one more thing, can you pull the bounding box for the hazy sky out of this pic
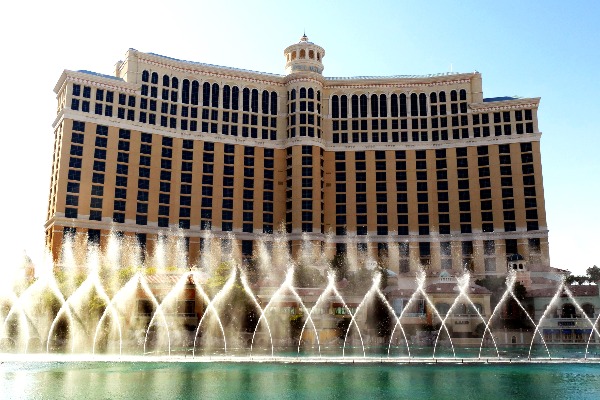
[0,0,598,274]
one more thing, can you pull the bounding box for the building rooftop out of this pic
[77,70,124,81]
[144,51,285,78]
[528,284,599,298]
[483,96,520,102]
[325,72,467,81]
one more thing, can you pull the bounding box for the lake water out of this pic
[2,360,600,399]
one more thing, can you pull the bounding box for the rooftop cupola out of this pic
[284,33,325,75]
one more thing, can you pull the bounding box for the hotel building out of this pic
[45,35,549,276]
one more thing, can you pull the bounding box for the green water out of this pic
[2,361,600,399]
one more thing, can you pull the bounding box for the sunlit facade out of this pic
[46,35,549,276]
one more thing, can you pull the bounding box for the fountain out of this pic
[1,230,599,364]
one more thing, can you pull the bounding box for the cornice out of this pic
[54,70,137,95]
[55,109,542,151]
[470,98,540,112]
[284,74,326,86]
[135,51,286,88]
[324,73,478,89]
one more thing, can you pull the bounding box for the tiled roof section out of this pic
[146,51,284,78]
[77,70,124,81]
[528,285,599,298]
[483,96,519,102]
[326,72,465,80]
[144,274,186,285]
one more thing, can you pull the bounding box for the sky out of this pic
[0,0,598,274]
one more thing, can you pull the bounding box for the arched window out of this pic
[317,90,321,101]
[331,95,339,118]
[182,80,190,104]
[450,90,457,102]
[292,51,297,60]
[340,95,348,118]
[231,86,239,110]
[163,75,170,87]
[351,95,359,118]
[202,82,211,106]
[300,49,306,58]
[436,303,450,317]
[262,90,269,114]
[380,94,387,117]
[211,83,219,107]
[459,89,467,101]
[399,94,407,116]
[439,91,446,103]
[270,92,277,115]
[251,89,258,113]
[419,93,427,116]
[290,89,296,100]
[142,70,149,82]
[191,81,199,105]
[172,77,179,89]
[223,85,231,109]
[430,92,437,104]
[300,88,307,98]
[151,72,158,85]
[582,303,595,318]
[561,303,576,318]
[371,94,379,118]
[309,50,314,59]
[391,94,398,117]
[317,53,320,61]
[359,94,367,117]
[410,93,418,116]
[308,88,314,99]
[242,88,250,111]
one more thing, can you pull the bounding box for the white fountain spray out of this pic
[192,265,237,357]
[251,267,322,357]
[528,278,566,360]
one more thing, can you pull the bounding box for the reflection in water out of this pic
[2,362,600,400]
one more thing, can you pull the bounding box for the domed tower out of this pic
[284,33,325,75]
[283,34,326,253]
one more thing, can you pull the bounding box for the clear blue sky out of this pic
[1,0,598,274]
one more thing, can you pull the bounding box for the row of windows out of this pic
[331,90,467,119]
[141,71,278,115]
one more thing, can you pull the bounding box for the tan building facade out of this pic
[45,35,549,277]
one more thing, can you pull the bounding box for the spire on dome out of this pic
[300,32,309,42]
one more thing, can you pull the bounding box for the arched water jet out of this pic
[478,272,518,359]
[586,313,600,359]
[92,272,144,354]
[250,267,321,357]
[192,265,238,357]
[46,279,92,353]
[528,279,566,360]
[1,293,32,353]
[375,289,411,359]
[297,272,366,358]
[455,275,501,359]
[238,268,274,356]
[342,273,382,357]
[395,270,456,359]
[141,271,196,355]
[387,273,430,358]
[140,275,172,355]
[559,285,600,359]
[189,271,227,357]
